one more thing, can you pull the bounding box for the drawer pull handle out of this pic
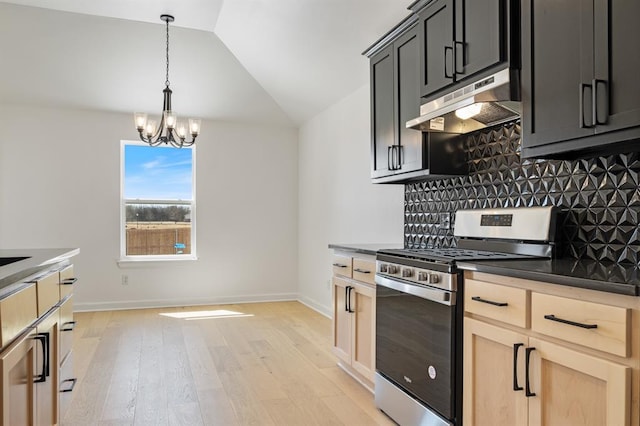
[60,378,77,393]
[543,314,598,329]
[61,278,78,286]
[513,343,523,391]
[332,263,348,268]
[61,321,77,332]
[33,334,48,383]
[353,268,371,274]
[525,347,536,397]
[471,296,508,307]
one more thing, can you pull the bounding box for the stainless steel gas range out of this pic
[374,206,557,426]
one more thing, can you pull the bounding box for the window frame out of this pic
[119,140,197,262]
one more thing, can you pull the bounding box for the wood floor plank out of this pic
[217,370,276,426]
[132,382,169,426]
[63,301,392,426]
[197,388,238,426]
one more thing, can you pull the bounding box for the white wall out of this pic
[0,105,298,311]
[297,85,404,315]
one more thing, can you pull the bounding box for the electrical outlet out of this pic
[121,275,129,285]
[439,213,451,230]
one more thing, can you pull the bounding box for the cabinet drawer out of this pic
[59,351,75,422]
[352,258,375,285]
[0,284,38,348]
[464,279,529,328]
[59,296,74,363]
[36,271,60,317]
[332,254,352,278]
[531,293,630,357]
[59,265,76,300]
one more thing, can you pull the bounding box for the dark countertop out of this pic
[329,243,640,296]
[0,248,80,299]
[458,258,640,296]
[329,243,404,256]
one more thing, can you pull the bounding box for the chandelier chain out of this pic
[165,18,170,88]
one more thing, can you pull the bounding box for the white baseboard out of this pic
[297,295,331,318]
[74,293,298,312]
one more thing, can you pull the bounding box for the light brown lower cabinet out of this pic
[463,271,638,426]
[464,318,630,425]
[34,308,59,426]
[0,261,78,426]
[332,276,376,385]
[0,328,37,426]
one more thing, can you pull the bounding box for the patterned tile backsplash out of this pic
[404,121,640,265]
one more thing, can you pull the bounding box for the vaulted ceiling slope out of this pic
[0,1,412,126]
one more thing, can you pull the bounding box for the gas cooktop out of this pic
[378,247,540,263]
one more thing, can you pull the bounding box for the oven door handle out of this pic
[375,275,455,306]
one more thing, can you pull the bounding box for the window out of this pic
[120,141,196,260]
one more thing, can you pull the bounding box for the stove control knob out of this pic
[388,265,398,274]
[417,271,429,281]
[379,264,388,273]
[429,273,440,284]
[402,268,413,278]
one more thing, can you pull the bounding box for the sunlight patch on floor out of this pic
[159,309,254,320]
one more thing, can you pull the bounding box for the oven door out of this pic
[375,274,457,421]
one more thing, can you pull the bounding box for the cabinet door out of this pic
[1,328,36,426]
[463,318,528,426]
[35,308,59,426]
[331,277,351,364]
[350,283,375,382]
[394,25,424,175]
[593,0,640,135]
[528,338,631,426]
[418,0,454,98]
[370,45,396,179]
[521,0,595,149]
[454,0,503,80]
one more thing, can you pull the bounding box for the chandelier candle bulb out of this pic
[145,120,156,138]
[164,111,177,129]
[189,119,201,137]
[134,112,148,131]
[177,123,187,139]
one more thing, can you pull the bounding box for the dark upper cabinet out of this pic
[394,26,424,175]
[521,0,640,158]
[455,0,504,78]
[366,18,466,183]
[418,0,454,98]
[370,45,395,178]
[414,0,507,100]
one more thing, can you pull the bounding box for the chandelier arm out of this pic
[156,113,168,141]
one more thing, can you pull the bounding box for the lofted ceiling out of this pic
[0,0,413,126]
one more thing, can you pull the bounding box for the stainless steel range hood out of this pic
[406,68,520,134]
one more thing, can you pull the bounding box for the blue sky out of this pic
[124,145,193,200]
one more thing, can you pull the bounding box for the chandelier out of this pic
[134,15,200,147]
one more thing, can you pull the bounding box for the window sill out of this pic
[117,255,198,268]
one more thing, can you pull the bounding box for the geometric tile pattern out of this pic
[404,121,640,265]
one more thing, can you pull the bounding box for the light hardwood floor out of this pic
[63,301,395,426]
